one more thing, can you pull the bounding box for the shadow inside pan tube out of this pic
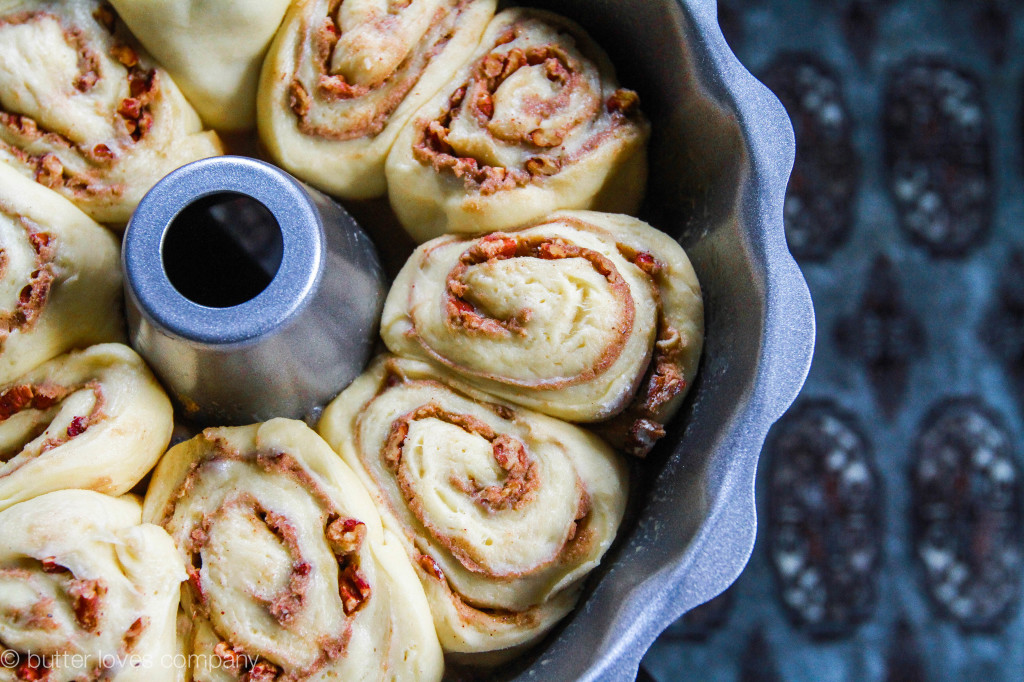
[161,192,284,309]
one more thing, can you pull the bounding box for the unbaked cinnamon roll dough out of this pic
[258,0,496,199]
[0,161,123,385]
[0,0,704,674]
[0,0,222,225]
[0,490,183,682]
[318,355,628,656]
[381,210,703,455]
[0,343,173,512]
[385,8,650,241]
[143,418,444,681]
[108,0,291,131]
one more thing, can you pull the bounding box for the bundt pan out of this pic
[123,0,811,677]
[499,0,814,679]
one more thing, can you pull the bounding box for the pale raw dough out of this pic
[0,161,123,385]
[381,210,703,455]
[142,419,444,682]
[385,8,650,241]
[0,490,184,682]
[109,0,291,131]
[258,0,496,199]
[318,355,628,656]
[0,343,173,512]
[0,0,222,225]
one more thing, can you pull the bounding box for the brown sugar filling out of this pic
[413,233,635,390]
[363,371,597,581]
[411,22,643,194]
[0,9,157,201]
[594,246,688,457]
[0,380,108,473]
[0,562,151,682]
[383,401,540,514]
[0,218,57,346]
[412,492,595,627]
[288,0,469,141]
[168,442,372,680]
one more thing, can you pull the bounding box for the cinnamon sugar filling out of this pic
[411,23,643,194]
[384,402,540,513]
[412,493,595,625]
[169,444,373,678]
[420,232,635,390]
[0,222,57,345]
[594,246,688,457]
[288,0,467,141]
[0,563,149,680]
[0,380,107,471]
[0,9,155,200]
[365,373,597,581]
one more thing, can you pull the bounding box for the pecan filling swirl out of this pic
[0,218,55,346]
[0,163,123,386]
[318,356,628,656]
[258,0,495,199]
[0,379,106,468]
[436,232,636,389]
[287,0,474,140]
[143,419,443,681]
[381,211,704,456]
[0,491,184,682]
[385,8,649,241]
[412,28,639,194]
[0,1,221,224]
[0,343,172,513]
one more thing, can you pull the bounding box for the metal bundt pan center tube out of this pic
[501,0,814,679]
[122,156,385,425]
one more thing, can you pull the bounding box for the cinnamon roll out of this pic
[0,343,173,512]
[0,0,223,225]
[0,161,122,385]
[109,0,291,131]
[385,8,649,242]
[318,355,628,656]
[381,210,703,456]
[258,0,496,199]
[0,490,183,681]
[142,419,444,681]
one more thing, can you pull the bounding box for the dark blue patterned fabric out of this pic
[643,0,1024,679]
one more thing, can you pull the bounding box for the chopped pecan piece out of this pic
[68,579,107,632]
[288,80,311,117]
[109,44,138,68]
[213,641,247,671]
[246,660,280,682]
[607,88,640,115]
[417,554,445,581]
[338,562,371,615]
[326,517,366,555]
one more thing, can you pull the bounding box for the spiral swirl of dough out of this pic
[142,419,443,682]
[0,343,173,512]
[318,355,628,656]
[385,8,649,241]
[381,210,703,455]
[0,161,122,385]
[0,0,222,224]
[0,490,183,682]
[258,0,496,199]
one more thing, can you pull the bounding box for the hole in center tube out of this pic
[162,192,284,308]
